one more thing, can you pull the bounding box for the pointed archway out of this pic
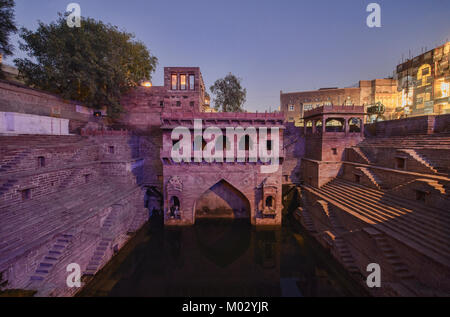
[194,179,251,220]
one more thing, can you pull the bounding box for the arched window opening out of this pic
[215,135,231,151]
[305,120,313,134]
[315,120,323,133]
[348,118,361,133]
[265,196,274,208]
[170,196,180,207]
[239,135,253,151]
[325,118,345,132]
[193,136,207,151]
[169,196,181,219]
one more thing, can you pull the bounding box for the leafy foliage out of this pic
[14,14,157,117]
[0,0,16,57]
[210,73,246,112]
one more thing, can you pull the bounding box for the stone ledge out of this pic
[0,158,145,181]
[342,161,450,182]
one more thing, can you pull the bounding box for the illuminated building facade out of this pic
[280,79,398,125]
[360,79,398,122]
[395,42,450,118]
[280,87,360,126]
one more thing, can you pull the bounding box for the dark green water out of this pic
[78,215,368,297]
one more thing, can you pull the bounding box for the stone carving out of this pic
[262,177,279,187]
[195,176,205,186]
[242,175,252,186]
[167,176,183,192]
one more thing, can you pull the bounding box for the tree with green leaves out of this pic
[0,0,17,79]
[14,13,157,117]
[0,0,16,57]
[210,73,246,112]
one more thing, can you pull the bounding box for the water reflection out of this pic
[79,217,366,297]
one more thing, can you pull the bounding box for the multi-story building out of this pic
[120,67,208,129]
[282,42,450,124]
[395,41,450,118]
[360,78,398,122]
[280,79,398,125]
[280,87,360,126]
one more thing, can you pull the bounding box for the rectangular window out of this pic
[160,101,164,107]
[180,74,186,90]
[190,101,194,107]
[416,190,426,202]
[85,174,90,183]
[189,75,195,90]
[22,189,31,201]
[176,101,181,107]
[109,146,115,154]
[332,148,337,155]
[289,105,294,111]
[38,156,45,168]
[171,74,178,90]
[395,157,405,169]
[354,174,361,183]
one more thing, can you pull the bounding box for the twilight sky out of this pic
[4,0,450,111]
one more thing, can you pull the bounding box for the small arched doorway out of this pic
[169,196,181,219]
[170,196,180,208]
[265,196,274,208]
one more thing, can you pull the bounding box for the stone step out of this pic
[322,183,450,249]
[0,184,140,268]
[88,261,101,266]
[332,180,450,224]
[327,181,450,237]
[336,179,450,221]
[303,185,450,266]
[0,182,110,220]
[0,185,122,237]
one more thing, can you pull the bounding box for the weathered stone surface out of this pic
[298,105,450,296]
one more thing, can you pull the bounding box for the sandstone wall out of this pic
[365,114,450,137]
[0,80,94,133]
[0,133,152,296]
